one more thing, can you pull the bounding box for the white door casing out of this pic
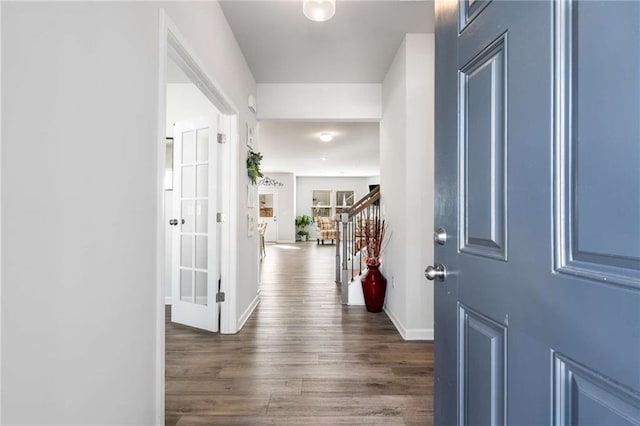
[259,190,278,242]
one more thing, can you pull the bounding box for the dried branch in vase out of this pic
[363,217,389,266]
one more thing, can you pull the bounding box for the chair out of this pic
[315,216,337,245]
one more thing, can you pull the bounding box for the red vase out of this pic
[361,261,387,313]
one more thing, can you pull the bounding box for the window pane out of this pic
[196,165,208,198]
[196,200,208,234]
[181,235,193,268]
[195,271,208,306]
[180,269,193,303]
[182,130,196,164]
[196,128,209,162]
[181,200,195,233]
[195,236,208,270]
[182,166,195,198]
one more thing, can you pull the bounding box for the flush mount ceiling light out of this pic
[319,133,333,142]
[303,0,336,22]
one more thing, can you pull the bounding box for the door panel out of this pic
[554,353,640,425]
[459,35,507,260]
[434,1,640,425]
[458,305,506,426]
[171,118,220,332]
[555,0,640,287]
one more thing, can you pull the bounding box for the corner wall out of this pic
[380,34,435,340]
[257,84,381,121]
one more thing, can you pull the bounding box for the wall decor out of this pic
[257,175,284,187]
[246,123,255,149]
[247,213,255,237]
[246,150,263,184]
[247,184,256,208]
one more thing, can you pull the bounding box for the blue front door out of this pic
[433,1,640,424]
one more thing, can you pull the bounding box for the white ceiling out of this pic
[219,0,434,84]
[258,121,380,176]
[204,2,432,177]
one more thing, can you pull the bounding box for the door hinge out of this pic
[217,133,227,144]
[216,212,225,223]
[216,292,225,303]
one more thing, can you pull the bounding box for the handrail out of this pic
[346,186,379,218]
[335,186,381,304]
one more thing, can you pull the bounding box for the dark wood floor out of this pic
[166,242,433,425]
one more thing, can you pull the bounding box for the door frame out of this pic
[156,9,240,423]
[258,187,279,242]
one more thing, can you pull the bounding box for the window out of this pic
[312,190,332,219]
[335,190,355,215]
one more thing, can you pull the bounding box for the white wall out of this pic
[166,83,218,137]
[257,84,381,121]
[366,175,380,187]
[2,2,257,424]
[380,34,434,341]
[296,176,372,241]
[259,172,295,242]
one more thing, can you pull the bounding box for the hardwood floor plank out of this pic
[166,242,433,424]
[301,377,432,396]
[266,395,430,417]
[166,378,303,396]
[175,415,417,425]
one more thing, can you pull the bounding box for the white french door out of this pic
[171,117,220,332]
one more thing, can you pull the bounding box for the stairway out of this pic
[333,186,381,305]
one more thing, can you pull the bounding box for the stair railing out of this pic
[334,186,381,304]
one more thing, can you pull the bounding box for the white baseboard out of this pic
[347,275,365,306]
[384,305,434,341]
[237,293,260,332]
[165,296,172,305]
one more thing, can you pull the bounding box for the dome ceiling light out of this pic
[303,0,336,22]
[319,133,334,142]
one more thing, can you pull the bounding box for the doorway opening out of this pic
[258,191,278,242]
[156,10,240,421]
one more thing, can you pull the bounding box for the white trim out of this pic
[155,10,167,425]
[405,328,435,341]
[165,296,172,305]
[219,116,238,334]
[236,293,260,333]
[0,2,4,420]
[157,8,240,422]
[347,275,365,306]
[384,305,434,341]
[277,240,296,244]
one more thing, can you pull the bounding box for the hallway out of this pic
[166,242,433,425]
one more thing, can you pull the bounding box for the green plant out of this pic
[246,151,263,184]
[295,215,313,239]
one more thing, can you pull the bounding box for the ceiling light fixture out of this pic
[303,0,336,22]
[319,133,333,142]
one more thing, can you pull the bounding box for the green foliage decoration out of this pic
[295,214,313,239]
[247,151,264,184]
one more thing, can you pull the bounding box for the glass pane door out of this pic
[179,127,210,306]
